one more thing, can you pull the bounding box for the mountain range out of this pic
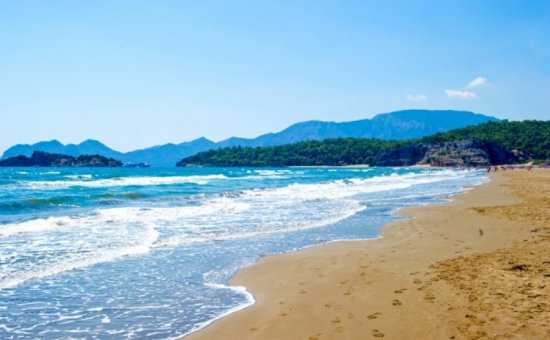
[1,110,499,166]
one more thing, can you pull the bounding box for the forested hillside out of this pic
[177,120,549,167]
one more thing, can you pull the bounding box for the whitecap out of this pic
[21,174,230,189]
[0,169,481,290]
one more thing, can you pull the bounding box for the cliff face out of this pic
[374,139,516,167]
[372,143,430,166]
[0,151,122,167]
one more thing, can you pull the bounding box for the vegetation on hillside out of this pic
[177,120,549,167]
[421,120,550,160]
[179,139,403,167]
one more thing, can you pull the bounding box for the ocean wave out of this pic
[0,228,158,289]
[0,169,479,289]
[0,218,159,289]
[64,174,93,180]
[0,216,70,236]
[155,203,365,248]
[180,284,255,339]
[20,174,230,189]
[253,169,292,176]
[2,170,467,237]
[239,169,466,202]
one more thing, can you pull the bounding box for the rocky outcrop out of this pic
[0,151,122,167]
[374,139,516,167]
[373,143,431,166]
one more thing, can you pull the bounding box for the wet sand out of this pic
[187,169,549,339]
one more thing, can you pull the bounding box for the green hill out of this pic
[420,120,550,160]
[177,120,550,167]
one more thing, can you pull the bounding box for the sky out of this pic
[0,0,549,152]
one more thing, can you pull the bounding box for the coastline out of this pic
[186,169,549,339]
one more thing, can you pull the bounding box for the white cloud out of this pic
[406,94,428,101]
[445,89,477,99]
[467,76,487,89]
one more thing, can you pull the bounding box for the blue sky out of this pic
[0,0,548,152]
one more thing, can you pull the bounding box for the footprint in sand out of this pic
[279,311,288,317]
[413,279,422,284]
[392,299,402,306]
[372,329,385,337]
[424,293,436,301]
[331,317,341,324]
[367,312,382,320]
[394,288,407,294]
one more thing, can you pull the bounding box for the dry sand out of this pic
[187,170,549,339]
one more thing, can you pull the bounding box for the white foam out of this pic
[87,307,103,312]
[0,244,153,289]
[0,198,249,237]
[254,169,291,176]
[0,216,69,236]
[0,169,480,290]
[179,284,255,339]
[0,324,15,332]
[0,218,159,289]
[156,204,365,248]
[21,174,230,189]
[40,171,61,175]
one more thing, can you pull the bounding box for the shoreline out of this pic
[183,173,491,339]
[180,170,486,338]
[186,169,549,339]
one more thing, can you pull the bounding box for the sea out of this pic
[0,166,487,339]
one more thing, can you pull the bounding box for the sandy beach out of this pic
[187,169,549,339]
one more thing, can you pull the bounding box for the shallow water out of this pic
[0,167,486,339]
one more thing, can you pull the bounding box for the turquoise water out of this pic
[0,167,486,339]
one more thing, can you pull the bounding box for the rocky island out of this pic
[0,151,123,167]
